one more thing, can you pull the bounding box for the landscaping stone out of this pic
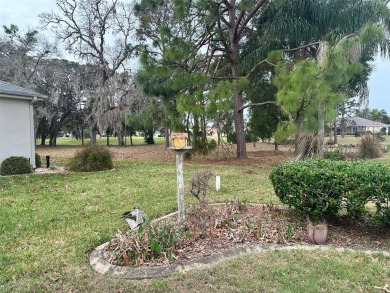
[90,242,390,280]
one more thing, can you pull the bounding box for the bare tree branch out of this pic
[246,59,276,78]
[238,101,279,113]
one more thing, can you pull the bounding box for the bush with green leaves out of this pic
[0,156,32,175]
[35,153,42,168]
[270,160,390,223]
[67,146,114,172]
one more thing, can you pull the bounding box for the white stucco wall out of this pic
[0,97,36,168]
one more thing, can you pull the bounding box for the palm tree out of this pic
[254,0,390,158]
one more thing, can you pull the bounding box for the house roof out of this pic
[0,80,47,100]
[340,116,390,128]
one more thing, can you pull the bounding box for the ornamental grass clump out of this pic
[0,156,32,176]
[67,146,114,172]
[358,133,383,159]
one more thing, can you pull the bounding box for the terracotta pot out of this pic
[308,224,328,245]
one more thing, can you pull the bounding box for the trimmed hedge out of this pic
[270,160,390,224]
[67,146,114,172]
[0,156,32,176]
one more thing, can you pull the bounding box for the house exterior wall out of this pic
[0,97,36,168]
[339,126,387,135]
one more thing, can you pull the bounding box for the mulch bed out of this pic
[104,203,390,268]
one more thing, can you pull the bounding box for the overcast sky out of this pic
[1,0,389,114]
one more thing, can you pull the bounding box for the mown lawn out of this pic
[37,136,167,146]
[1,147,390,292]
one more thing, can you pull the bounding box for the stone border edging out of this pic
[90,242,390,280]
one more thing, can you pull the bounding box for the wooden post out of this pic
[169,132,191,223]
[175,150,185,222]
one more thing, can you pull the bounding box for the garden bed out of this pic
[103,203,390,268]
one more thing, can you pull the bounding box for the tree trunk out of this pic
[165,126,169,149]
[341,113,345,138]
[88,115,97,147]
[193,114,199,151]
[316,42,328,158]
[40,135,47,146]
[117,131,124,147]
[49,133,53,146]
[90,127,96,146]
[333,118,338,144]
[33,115,39,146]
[294,116,304,155]
[227,4,247,159]
[318,104,325,158]
[231,63,247,159]
[203,114,207,145]
[216,120,221,145]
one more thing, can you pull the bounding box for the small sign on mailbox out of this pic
[171,132,188,149]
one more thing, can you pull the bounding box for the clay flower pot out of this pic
[307,222,328,245]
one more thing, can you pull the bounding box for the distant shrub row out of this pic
[270,160,390,225]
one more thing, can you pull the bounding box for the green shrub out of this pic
[194,138,217,155]
[270,160,390,222]
[323,149,358,161]
[35,153,42,168]
[359,134,383,159]
[67,146,114,172]
[0,156,32,175]
[183,151,192,160]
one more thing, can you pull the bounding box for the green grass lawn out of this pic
[1,152,390,292]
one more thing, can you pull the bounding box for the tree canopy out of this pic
[0,0,389,156]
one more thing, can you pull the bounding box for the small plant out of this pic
[67,146,114,172]
[190,170,215,205]
[323,149,358,161]
[286,223,293,240]
[0,156,32,176]
[186,204,215,234]
[35,153,42,168]
[358,133,383,159]
[106,221,184,266]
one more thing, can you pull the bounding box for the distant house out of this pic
[335,116,390,135]
[0,81,46,168]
